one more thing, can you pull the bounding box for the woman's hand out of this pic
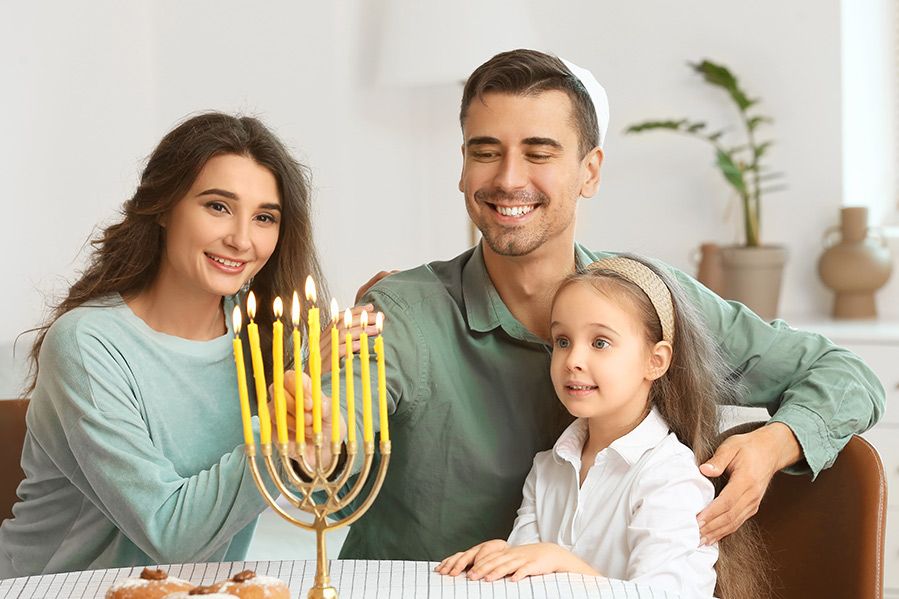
[435,540,509,577]
[318,304,379,373]
[278,369,347,464]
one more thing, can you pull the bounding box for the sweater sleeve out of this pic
[39,318,277,564]
[668,266,885,477]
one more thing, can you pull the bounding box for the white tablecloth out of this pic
[0,560,678,598]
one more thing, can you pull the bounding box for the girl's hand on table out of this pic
[435,539,509,577]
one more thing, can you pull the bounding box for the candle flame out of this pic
[344,308,352,328]
[273,296,283,319]
[305,275,317,304]
[232,306,242,334]
[376,312,384,333]
[330,298,339,323]
[291,291,300,327]
[247,291,257,321]
[361,310,369,328]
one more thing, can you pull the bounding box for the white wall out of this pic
[4,0,889,396]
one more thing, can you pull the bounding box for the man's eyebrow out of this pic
[466,136,501,147]
[522,137,563,149]
[197,188,281,211]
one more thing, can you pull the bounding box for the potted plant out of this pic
[625,60,787,319]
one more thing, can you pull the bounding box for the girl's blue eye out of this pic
[592,338,609,350]
[555,337,570,349]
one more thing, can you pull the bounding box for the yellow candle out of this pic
[375,312,390,443]
[246,292,271,445]
[344,309,356,445]
[291,291,305,447]
[272,297,287,446]
[330,299,341,444]
[231,307,254,446]
[360,310,373,443]
[306,276,322,437]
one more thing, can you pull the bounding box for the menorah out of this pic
[230,277,391,599]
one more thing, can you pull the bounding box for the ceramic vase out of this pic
[719,245,788,321]
[817,206,892,319]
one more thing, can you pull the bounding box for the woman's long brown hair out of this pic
[26,112,328,393]
[556,255,770,599]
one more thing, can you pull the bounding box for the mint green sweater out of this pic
[0,296,274,577]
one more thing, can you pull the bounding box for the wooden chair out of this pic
[0,399,29,523]
[722,422,887,599]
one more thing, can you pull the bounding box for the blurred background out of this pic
[1,0,897,559]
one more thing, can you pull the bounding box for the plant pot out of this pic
[719,245,788,320]
[817,206,892,319]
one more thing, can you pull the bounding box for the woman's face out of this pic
[159,153,281,300]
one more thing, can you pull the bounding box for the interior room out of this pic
[1,1,896,597]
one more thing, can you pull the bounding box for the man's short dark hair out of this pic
[460,49,599,157]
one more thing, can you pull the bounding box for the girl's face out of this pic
[550,282,670,428]
[158,153,281,301]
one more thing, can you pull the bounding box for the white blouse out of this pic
[507,407,719,597]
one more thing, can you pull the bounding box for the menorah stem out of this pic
[308,518,337,599]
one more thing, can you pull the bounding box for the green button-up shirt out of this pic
[323,243,884,561]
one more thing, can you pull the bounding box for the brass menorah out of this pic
[245,434,391,599]
[231,280,391,599]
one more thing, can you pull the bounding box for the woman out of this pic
[0,113,327,577]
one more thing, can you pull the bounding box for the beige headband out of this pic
[586,256,675,344]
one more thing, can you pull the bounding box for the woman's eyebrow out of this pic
[198,188,281,211]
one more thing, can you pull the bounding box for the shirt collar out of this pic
[553,406,672,467]
[460,242,599,339]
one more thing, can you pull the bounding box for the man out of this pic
[301,49,884,561]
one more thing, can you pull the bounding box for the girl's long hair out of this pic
[556,255,769,599]
[26,112,328,393]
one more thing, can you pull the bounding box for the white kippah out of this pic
[560,57,610,149]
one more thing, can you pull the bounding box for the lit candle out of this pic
[305,276,322,437]
[359,310,373,443]
[374,312,389,443]
[291,291,305,447]
[231,306,254,446]
[330,298,341,445]
[272,297,287,445]
[246,292,271,445]
[344,308,356,445]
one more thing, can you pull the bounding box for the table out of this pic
[0,560,678,598]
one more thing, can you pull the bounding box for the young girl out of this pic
[0,113,330,577]
[437,255,767,598]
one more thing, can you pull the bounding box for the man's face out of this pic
[459,90,601,257]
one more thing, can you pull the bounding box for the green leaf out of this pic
[624,119,687,134]
[687,122,707,132]
[707,130,725,142]
[753,141,774,159]
[691,59,754,111]
[747,115,772,130]
[715,149,747,194]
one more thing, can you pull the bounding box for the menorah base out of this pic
[307,585,339,599]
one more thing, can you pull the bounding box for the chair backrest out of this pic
[723,422,886,599]
[0,399,29,523]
